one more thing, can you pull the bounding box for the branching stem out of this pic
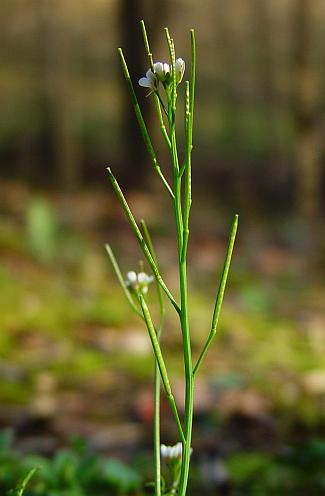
[193,214,238,376]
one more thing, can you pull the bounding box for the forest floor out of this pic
[0,180,325,493]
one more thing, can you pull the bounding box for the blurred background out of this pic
[0,0,325,494]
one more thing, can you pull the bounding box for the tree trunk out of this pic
[38,0,81,190]
[117,0,170,189]
[118,0,148,188]
[292,0,322,225]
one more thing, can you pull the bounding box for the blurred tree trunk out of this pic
[38,0,81,190]
[118,0,169,189]
[118,0,149,188]
[250,0,278,151]
[292,0,322,233]
[215,0,252,212]
[249,0,291,209]
[215,0,242,147]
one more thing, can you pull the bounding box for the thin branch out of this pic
[181,80,192,264]
[189,29,196,138]
[118,48,174,200]
[155,96,172,148]
[193,214,238,376]
[139,295,185,444]
[140,219,165,332]
[140,215,164,496]
[140,19,154,70]
[140,20,171,150]
[165,28,177,114]
[105,244,143,318]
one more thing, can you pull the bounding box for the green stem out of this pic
[170,113,183,256]
[177,28,196,496]
[156,91,168,118]
[181,81,191,263]
[155,95,171,148]
[140,219,165,330]
[169,103,192,495]
[173,163,183,255]
[153,364,161,496]
[140,20,154,70]
[170,99,193,496]
[140,295,185,444]
[164,25,194,496]
[193,214,238,376]
[165,28,177,115]
[140,219,164,496]
[105,244,143,318]
[177,261,194,496]
[189,30,196,136]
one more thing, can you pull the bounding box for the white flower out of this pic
[175,58,185,83]
[139,58,185,91]
[125,270,154,295]
[153,62,170,82]
[137,271,154,294]
[160,442,193,460]
[126,271,137,284]
[138,68,156,90]
[160,444,168,459]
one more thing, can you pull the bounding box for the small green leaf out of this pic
[10,467,37,496]
[102,458,142,492]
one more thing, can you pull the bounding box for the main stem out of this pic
[178,257,194,496]
[153,362,161,496]
[170,125,193,495]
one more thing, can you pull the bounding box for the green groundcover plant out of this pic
[6,429,325,495]
[10,468,37,496]
[3,431,142,495]
[105,21,238,496]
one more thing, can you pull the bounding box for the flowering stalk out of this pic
[107,20,238,496]
[140,218,164,496]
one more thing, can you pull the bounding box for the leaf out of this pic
[102,458,142,492]
[10,467,37,496]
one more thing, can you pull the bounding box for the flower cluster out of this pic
[160,442,193,460]
[125,271,154,295]
[139,58,185,91]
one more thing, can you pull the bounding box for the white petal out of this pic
[163,63,170,74]
[165,446,172,457]
[175,58,185,83]
[138,77,152,88]
[175,58,185,70]
[137,272,147,284]
[175,442,182,457]
[160,444,168,458]
[127,271,137,283]
[153,62,164,78]
[146,69,155,83]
